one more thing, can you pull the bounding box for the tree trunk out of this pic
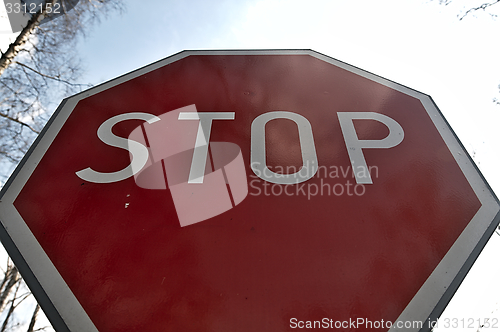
[0,0,58,77]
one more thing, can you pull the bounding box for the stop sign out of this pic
[0,50,499,332]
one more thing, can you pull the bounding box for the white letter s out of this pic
[76,112,160,183]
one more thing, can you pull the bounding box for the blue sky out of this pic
[2,0,500,329]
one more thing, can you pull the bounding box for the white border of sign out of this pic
[0,50,498,331]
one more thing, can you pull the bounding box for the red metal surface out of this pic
[14,55,480,331]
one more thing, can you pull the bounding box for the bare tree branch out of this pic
[27,304,41,332]
[0,278,21,332]
[0,298,16,332]
[432,0,500,19]
[0,111,40,134]
[0,0,123,168]
[0,264,19,312]
[13,61,92,88]
[459,0,500,19]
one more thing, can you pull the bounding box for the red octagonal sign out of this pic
[1,50,499,332]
